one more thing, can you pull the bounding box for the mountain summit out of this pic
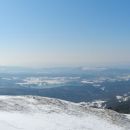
[0,96,129,130]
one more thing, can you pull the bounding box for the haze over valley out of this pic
[0,0,130,129]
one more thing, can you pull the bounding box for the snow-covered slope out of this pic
[0,96,129,130]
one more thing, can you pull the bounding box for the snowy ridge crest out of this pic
[0,96,129,130]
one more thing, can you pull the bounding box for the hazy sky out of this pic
[0,0,130,67]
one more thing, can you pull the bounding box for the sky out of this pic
[0,0,129,67]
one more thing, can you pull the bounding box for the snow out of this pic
[116,95,130,102]
[0,112,123,130]
[116,96,123,100]
[17,77,67,85]
[126,115,130,120]
[16,76,80,87]
[81,80,94,84]
[79,100,106,108]
[0,96,129,130]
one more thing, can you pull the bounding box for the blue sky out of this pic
[0,0,129,67]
